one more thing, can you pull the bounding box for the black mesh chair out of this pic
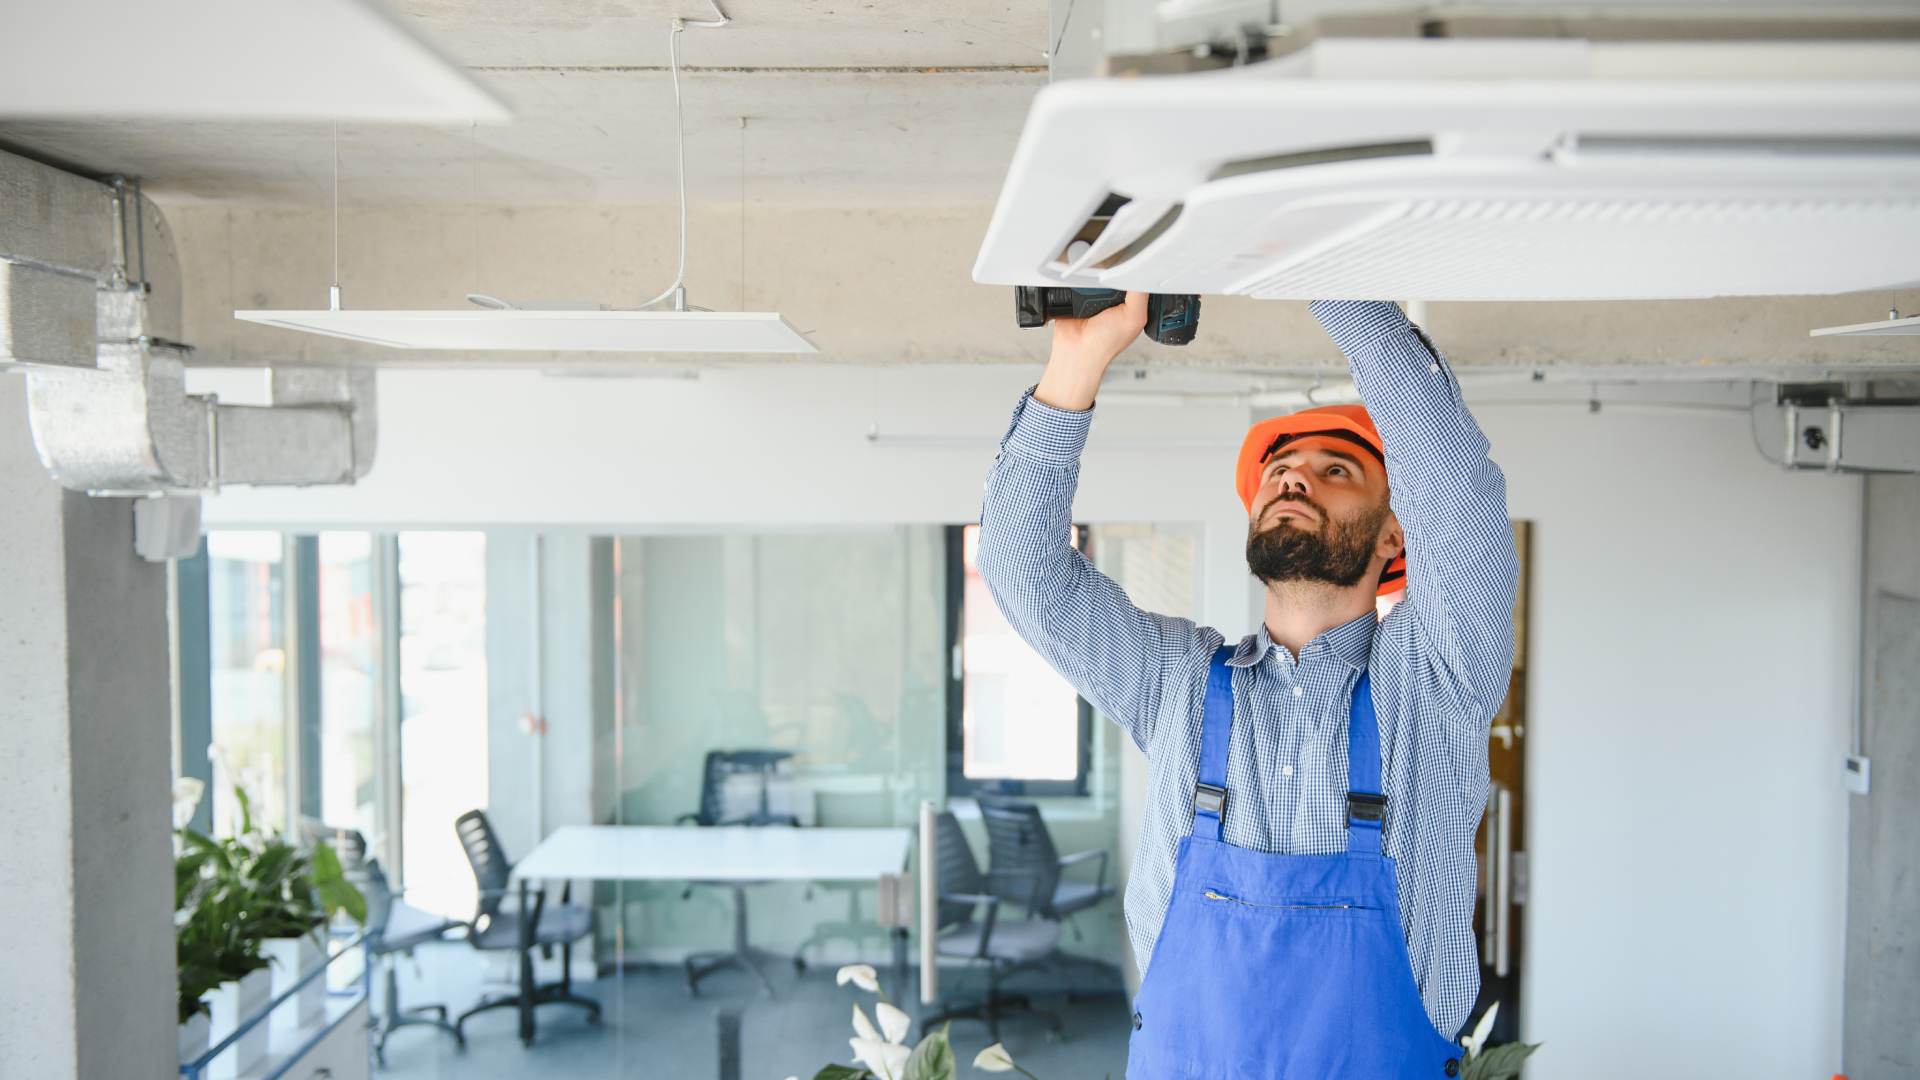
[677,749,800,996]
[676,749,801,827]
[359,858,467,1063]
[300,820,466,1063]
[451,810,600,1046]
[977,795,1115,930]
[919,811,1062,1041]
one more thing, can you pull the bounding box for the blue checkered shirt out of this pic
[976,300,1517,1041]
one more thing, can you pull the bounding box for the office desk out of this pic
[513,824,912,883]
[509,825,913,1026]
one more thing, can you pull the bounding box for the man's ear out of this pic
[1377,510,1406,562]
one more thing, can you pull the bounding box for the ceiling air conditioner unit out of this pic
[973,41,1920,300]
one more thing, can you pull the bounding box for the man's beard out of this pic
[1245,493,1389,589]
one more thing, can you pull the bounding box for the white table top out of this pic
[510,824,913,883]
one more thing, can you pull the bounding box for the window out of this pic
[317,533,378,839]
[206,532,289,836]
[946,524,1092,798]
[397,532,489,919]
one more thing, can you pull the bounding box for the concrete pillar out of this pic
[0,376,176,1078]
[1844,474,1920,1079]
[484,532,616,862]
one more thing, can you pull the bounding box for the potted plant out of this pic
[173,785,365,1067]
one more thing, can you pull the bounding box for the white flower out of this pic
[837,964,881,992]
[852,1004,881,1043]
[850,1038,911,1080]
[1463,1001,1500,1059]
[171,777,206,830]
[974,1043,1016,1072]
[875,1002,912,1045]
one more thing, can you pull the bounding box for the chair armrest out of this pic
[1059,847,1111,891]
[939,892,1000,906]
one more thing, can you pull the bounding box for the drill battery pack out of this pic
[1014,287,1201,346]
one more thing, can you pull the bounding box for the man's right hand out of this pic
[1032,291,1148,412]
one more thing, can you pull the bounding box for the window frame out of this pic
[943,523,1094,800]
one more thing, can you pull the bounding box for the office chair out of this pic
[976,795,1115,929]
[676,749,801,827]
[452,810,600,1046]
[359,858,467,1063]
[298,820,466,1063]
[919,810,1062,1042]
[677,749,800,996]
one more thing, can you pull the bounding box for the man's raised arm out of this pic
[975,293,1200,746]
[1311,300,1519,724]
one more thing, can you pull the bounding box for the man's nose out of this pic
[1277,466,1312,495]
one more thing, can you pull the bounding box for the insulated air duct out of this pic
[1,148,375,500]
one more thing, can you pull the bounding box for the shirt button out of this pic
[1283,765,1294,777]
[1430,362,1441,373]
[1292,686,1303,697]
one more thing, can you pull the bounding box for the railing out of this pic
[181,932,371,1080]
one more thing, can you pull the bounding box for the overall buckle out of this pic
[1193,783,1227,816]
[1346,791,1387,823]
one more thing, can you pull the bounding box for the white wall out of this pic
[203,365,1856,1076]
[1490,403,1854,1079]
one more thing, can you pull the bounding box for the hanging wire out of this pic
[331,122,342,310]
[619,0,729,311]
[739,116,747,312]
[472,120,479,297]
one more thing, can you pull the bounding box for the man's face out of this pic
[1245,440,1400,589]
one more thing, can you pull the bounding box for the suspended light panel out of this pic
[1809,315,1920,338]
[0,0,509,122]
[233,309,817,353]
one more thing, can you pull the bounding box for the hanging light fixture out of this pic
[235,1,816,355]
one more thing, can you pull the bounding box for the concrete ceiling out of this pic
[0,0,1050,207]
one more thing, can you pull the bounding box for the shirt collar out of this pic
[1230,609,1376,670]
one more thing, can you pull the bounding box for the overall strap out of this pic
[1192,644,1235,841]
[1346,670,1387,855]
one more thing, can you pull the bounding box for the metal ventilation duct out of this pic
[1752,382,1920,474]
[0,148,375,497]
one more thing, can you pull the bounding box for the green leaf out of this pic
[812,1066,871,1080]
[309,841,367,925]
[1461,1041,1542,1080]
[902,1023,955,1080]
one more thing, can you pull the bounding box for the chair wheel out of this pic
[794,957,807,973]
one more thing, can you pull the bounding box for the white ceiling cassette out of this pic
[973,41,1920,300]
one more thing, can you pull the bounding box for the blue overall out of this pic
[1127,647,1464,1080]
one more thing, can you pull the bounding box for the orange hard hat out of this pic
[1236,404,1406,597]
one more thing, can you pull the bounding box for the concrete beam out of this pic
[169,204,1920,371]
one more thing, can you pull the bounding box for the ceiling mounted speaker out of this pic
[973,40,1920,301]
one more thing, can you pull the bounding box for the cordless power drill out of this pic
[1014,287,1201,346]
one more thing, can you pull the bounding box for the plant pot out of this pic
[212,967,272,1075]
[177,1011,210,1065]
[263,934,327,1028]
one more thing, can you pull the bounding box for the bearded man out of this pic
[975,296,1517,1080]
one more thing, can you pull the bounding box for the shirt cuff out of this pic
[1309,300,1411,355]
[999,388,1093,466]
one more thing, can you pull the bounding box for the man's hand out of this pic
[1032,291,1148,412]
